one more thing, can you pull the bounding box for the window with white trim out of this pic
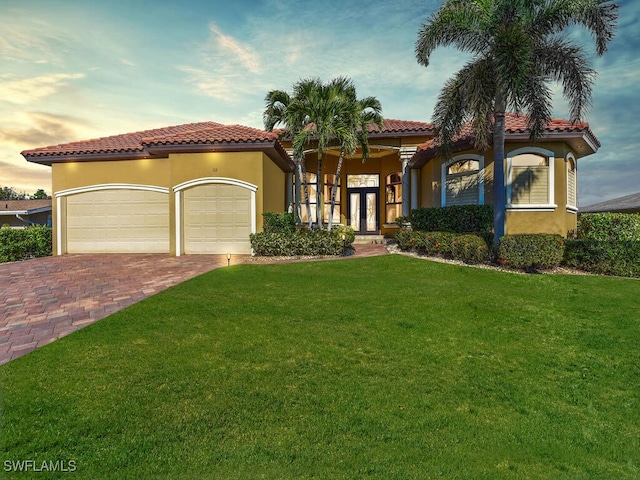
[566,154,577,210]
[507,147,555,209]
[441,154,484,206]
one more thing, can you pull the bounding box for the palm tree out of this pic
[264,88,314,228]
[288,77,353,227]
[326,94,383,231]
[415,0,618,247]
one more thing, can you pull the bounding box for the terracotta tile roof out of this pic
[371,119,434,134]
[21,122,224,158]
[415,113,600,155]
[1,199,52,213]
[143,124,280,146]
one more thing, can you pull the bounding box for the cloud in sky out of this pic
[206,22,262,74]
[0,73,85,105]
[0,0,638,206]
[0,112,82,147]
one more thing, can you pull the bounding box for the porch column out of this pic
[410,169,419,210]
[400,147,417,217]
[286,172,293,212]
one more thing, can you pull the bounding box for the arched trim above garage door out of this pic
[54,184,170,255]
[173,177,258,256]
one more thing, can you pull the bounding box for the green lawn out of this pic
[1,255,639,479]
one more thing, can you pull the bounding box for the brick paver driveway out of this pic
[0,254,245,366]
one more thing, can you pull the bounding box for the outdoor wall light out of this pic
[227,253,231,266]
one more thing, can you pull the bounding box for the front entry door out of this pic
[348,187,379,234]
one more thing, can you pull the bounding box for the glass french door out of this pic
[348,187,379,234]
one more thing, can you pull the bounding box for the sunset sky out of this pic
[1,0,638,206]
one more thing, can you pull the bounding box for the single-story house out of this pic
[580,192,640,214]
[0,199,52,228]
[22,114,599,256]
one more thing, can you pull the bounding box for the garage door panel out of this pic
[66,189,169,254]
[183,184,252,254]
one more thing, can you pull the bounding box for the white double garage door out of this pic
[63,182,254,254]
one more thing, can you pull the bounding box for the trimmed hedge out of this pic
[401,204,493,233]
[497,234,565,270]
[451,234,491,264]
[564,239,640,278]
[0,225,52,263]
[262,212,295,233]
[578,213,640,242]
[250,226,355,256]
[395,230,490,264]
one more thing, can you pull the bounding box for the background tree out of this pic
[31,189,51,200]
[1,186,28,200]
[415,0,618,247]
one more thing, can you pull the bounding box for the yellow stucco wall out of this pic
[50,151,288,255]
[262,152,287,219]
[51,158,171,255]
[418,142,578,237]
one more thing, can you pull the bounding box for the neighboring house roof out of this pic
[580,192,640,213]
[1,200,52,215]
[22,122,294,171]
[410,113,600,168]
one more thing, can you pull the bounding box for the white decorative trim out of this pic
[441,154,484,206]
[173,177,258,193]
[55,183,169,197]
[56,196,63,256]
[506,147,555,209]
[507,204,558,212]
[173,177,258,257]
[565,152,578,211]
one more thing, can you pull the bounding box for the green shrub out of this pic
[409,205,493,233]
[497,234,565,270]
[250,227,355,257]
[564,239,640,278]
[395,230,492,263]
[451,234,491,264]
[262,212,295,233]
[578,213,640,242]
[0,225,52,263]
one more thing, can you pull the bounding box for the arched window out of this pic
[566,153,577,211]
[385,172,402,223]
[507,147,555,209]
[323,174,341,224]
[441,154,484,206]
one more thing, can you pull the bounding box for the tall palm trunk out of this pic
[492,91,506,251]
[299,156,313,229]
[293,155,302,224]
[327,153,344,231]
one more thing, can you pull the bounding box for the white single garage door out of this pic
[183,184,252,254]
[66,189,169,253]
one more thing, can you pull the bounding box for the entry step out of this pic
[353,235,392,245]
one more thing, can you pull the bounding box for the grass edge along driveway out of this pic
[1,255,639,479]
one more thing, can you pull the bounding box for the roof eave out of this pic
[23,150,152,166]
